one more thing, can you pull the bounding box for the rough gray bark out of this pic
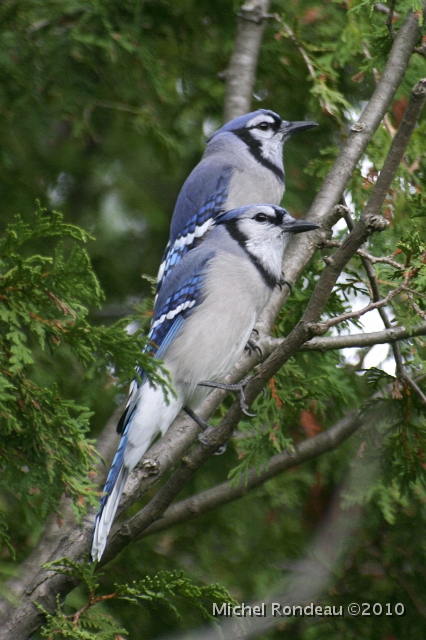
[223,0,271,122]
[262,322,426,353]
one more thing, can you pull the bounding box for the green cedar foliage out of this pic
[37,559,236,639]
[0,206,166,547]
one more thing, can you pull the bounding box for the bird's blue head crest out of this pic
[207,109,282,142]
[214,204,284,225]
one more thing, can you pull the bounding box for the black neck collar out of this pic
[233,129,284,182]
[224,220,278,289]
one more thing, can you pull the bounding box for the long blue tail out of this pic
[90,425,130,562]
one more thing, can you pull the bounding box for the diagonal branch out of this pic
[113,412,362,544]
[255,10,423,337]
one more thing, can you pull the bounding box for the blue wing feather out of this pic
[156,168,231,293]
[150,271,205,353]
[116,250,214,435]
[90,420,131,559]
[96,425,128,512]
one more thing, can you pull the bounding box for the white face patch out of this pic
[244,114,285,169]
[256,131,285,165]
[236,209,288,283]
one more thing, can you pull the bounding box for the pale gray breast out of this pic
[164,247,272,401]
[226,146,284,209]
[205,133,284,209]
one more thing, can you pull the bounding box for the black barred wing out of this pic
[156,172,230,293]
[150,270,207,358]
[117,257,211,435]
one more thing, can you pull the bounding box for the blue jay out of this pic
[91,204,319,561]
[156,110,317,293]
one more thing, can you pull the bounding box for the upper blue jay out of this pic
[91,204,319,561]
[156,109,317,293]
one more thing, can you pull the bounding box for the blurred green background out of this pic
[0,0,329,306]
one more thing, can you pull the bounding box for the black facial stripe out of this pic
[253,210,284,226]
[233,128,284,182]
[260,210,284,226]
[275,210,284,225]
[224,220,278,289]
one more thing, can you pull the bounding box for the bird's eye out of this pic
[254,212,269,222]
[257,121,270,131]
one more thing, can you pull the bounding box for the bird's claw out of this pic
[239,391,256,418]
[215,443,227,456]
[245,339,262,357]
[186,407,227,455]
[198,377,256,418]
[197,429,227,455]
[278,273,292,293]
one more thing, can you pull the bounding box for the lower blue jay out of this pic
[90,204,319,561]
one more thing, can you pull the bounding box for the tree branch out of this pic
[255,10,422,338]
[356,248,403,269]
[385,0,398,39]
[223,0,272,122]
[260,323,426,353]
[314,277,409,331]
[116,412,362,543]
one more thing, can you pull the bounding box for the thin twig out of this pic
[385,0,397,39]
[407,291,426,321]
[374,2,399,19]
[316,279,409,331]
[280,23,316,80]
[357,248,404,269]
[92,100,148,115]
[65,592,118,627]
